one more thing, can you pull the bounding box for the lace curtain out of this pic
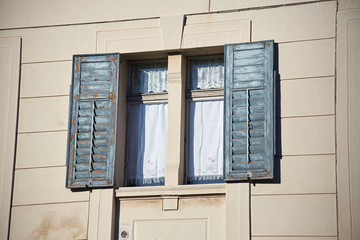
[187,100,224,183]
[128,60,168,94]
[126,103,168,186]
[190,56,224,90]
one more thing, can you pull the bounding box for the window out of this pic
[185,55,225,184]
[65,40,275,189]
[125,60,168,186]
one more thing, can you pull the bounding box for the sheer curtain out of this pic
[187,100,224,183]
[190,56,224,90]
[126,103,168,186]
[129,61,168,94]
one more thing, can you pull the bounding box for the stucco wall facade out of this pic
[0,0,359,239]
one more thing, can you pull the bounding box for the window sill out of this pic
[115,183,226,199]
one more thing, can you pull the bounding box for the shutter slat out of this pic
[224,41,275,181]
[80,61,112,71]
[78,109,110,117]
[234,49,265,59]
[233,80,264,88]
[75,163,107,171]
[80,82,111,93]
[233,121,264,131]
[79,93,109,99]
[233,113,265,123]
[66,53,120,188]
[77,123,109,132]
[75,171,107,179]
[234,65,264,74]
[232,129,265,139]
[233,72,264,81]
[79,101,110,109]
[232,162,265,170]
[80,71,112,81]
[233,89,264,98]
[233,97,264,107]
[233,153,265,163]
[233,42,265,51]
[82,55,114,62]
[233,106,265,115]
[232,145,265,154]
[233,137,265,147]
[78,116,110,125]
[234,57,264,67]
[76,154,107,163]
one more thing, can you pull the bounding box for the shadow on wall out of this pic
[253,42,282,186]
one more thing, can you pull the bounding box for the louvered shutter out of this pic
[224,41,275,181]
[66,53,120,188]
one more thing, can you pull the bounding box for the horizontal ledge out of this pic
[251,235,338,238]
[127,93,168,102]
[12,200,89,208]
[18,129,68,134]
[20,94,70,100]
[281,153,336,157]
[22,59,73,64]
[279,75,335,81]
[22,59,72,65]
[251,192,337,197]
[15,165,66,170]
[116,183,226,198]
[0,16,160,31]
[186,89,224,98]
[279,113,335,119]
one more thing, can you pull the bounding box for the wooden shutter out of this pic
[224,41,275,181]
[66,53,120,188]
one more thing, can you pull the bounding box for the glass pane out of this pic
[126,103,168,186]
[128,60,168,94]
[189,56,224,90]
[186,99,224,184]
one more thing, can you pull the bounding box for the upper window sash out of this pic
[128,59,168,96]
[187,55,224,91]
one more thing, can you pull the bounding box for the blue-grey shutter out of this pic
[66,53,120,188]
[224,41,275,181]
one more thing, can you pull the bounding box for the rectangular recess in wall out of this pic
[133,219,207,240]
[182,14,250,48]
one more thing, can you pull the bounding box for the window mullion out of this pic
[165,54,186,185]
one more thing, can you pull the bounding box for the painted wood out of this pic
[66,53,120,188]
[224,40,275,181]
[0,37,21,240]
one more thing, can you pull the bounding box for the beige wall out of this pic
[0,0,354,239]
[337,1,360,239]
[0,37,21,240]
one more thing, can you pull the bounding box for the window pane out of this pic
[126,103,168,186]
[189,56,224,90]
[128,60,168,94]
[187,100,224,184]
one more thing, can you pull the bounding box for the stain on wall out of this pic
[30,210,86,240]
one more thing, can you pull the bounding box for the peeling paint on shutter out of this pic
[224,41,275,181]
[66,53,120,188]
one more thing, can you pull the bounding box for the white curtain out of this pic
[190,57,224,90]
[187,100,224,183]
[129,61,168,94]
[126,103,168,186]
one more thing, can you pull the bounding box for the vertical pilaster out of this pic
[88,189,115,240]
[225,183,250,240]
[165,54,186,185]
[0,37,21,240]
